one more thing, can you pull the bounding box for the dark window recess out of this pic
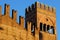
[43,24,46,31]
[31,23,35,36]
[40,23,42,31]
[0,27,3,30]
[33,25,35,36]
[47,25,50,31]
[51,26,55,34]
[32,29,35,36]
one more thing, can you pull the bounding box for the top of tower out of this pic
[25,1,56,13]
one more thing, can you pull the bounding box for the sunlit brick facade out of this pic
[0,2,57,40]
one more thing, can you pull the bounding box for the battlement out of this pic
[25,2,56,13]
[19,16,24,24]
[25,4,36,13]
[12,9,17,21]
[25,1,56,36]
[35,2,56,13]
[4,4,10,16]
[0,4,25,27]
[0,2,56,40]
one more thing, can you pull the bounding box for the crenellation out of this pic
[25,4,36,14]
[25,2,56,15]
[31,4,35,10]
[35,1,40,8]
[25,7,30,14]
[25,2,56,14]
[0,4,25,27]
[52,7,56,13]
[45,5,49,10]
[41,4,45,9]
[28,6,31,12]
[44,5,46,9]
[0,2,56,40]
[49,6,52,12]
[44,5,55,13]
[19,16,24,27]
[4,4,10,16]
[34,2,56,13]
[12,9,17,21]
[25,1,56,40]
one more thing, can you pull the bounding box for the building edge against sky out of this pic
[0,1,57,40]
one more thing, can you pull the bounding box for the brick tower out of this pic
[0,1,57,40]
[25,2,57,40]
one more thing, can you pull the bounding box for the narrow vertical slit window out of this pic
[43,24,46,31]
[40,23,42,31]
[47,25,50,31]
[47,25,50,32]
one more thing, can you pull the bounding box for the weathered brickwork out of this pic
[0,2,57,40]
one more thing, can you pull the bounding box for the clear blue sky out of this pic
[0,0,60,40]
